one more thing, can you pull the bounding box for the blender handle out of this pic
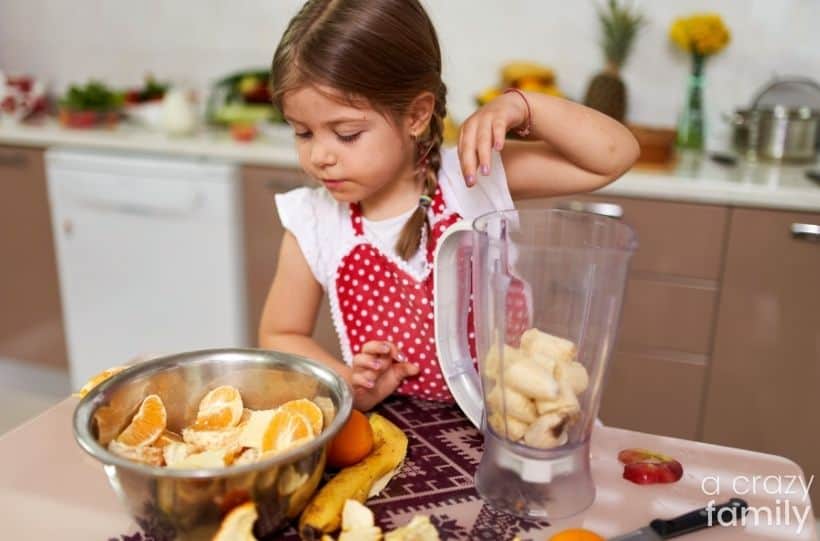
[433,219,484,429]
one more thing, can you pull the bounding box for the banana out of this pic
[299,414,407,540]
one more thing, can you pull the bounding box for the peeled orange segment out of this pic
[233,447,260,466]
[212,501,258,541]
[168,448,229,470]
[313,396,337,426]
[280,398,324,435]
[74,365,127,398]
[153,430,183,449]
[108,439,164,466]
[161,441,191,467]
[116,394,167,448]
[238,409,278,450]
[192,385,244,431]
[182,425,243,453]
[261,409,315,454]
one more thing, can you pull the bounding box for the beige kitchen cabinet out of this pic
[518,194,729,440]
[240,164,341,359]
[702,207,820,507]
[0,145,68,368]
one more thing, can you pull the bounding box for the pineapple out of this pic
[583,0,644,122]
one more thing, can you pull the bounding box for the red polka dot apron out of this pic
[334,187,531,402]
[335,187,470,402]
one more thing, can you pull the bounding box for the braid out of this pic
[395,85,448,261]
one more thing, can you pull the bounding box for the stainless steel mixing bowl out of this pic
[73,348,352,540]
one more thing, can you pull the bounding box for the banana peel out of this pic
[299,413,408,540]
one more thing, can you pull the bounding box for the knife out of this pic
[609,498,748,540]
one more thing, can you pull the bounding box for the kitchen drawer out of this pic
[601,351,706,440]
[618,277,719,355]
[0,145,67,367]
[519,195,729,280]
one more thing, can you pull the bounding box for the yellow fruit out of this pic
[477,86,502,106]
[74,365,126,398]
[192,385,244,431]
[280,398,324,436]
[261,409,314,453]
[549,528,605,541]
[212,501,258,541]
[516,75,549,89]
[501,61,554,87]
[238,75,261,96]
[299,413,408,538]
[116,394,167,448]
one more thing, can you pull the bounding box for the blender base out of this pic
[475,430,596,521]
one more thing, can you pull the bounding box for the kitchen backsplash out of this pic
[1,0,818,149]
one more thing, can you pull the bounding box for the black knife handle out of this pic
[650,498,748,538]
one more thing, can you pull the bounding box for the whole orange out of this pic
[326,409,374,468]
[549,528,604,541]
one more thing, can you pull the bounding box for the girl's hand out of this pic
[457,91,529,187]
[350,340,419,411]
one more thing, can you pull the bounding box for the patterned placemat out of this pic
[109,396,551,541]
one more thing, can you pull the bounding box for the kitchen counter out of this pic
[2,120,819,212]
[0,118,301,168]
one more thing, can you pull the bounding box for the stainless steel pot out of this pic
[728,77,820,163]
[729,106,819,162]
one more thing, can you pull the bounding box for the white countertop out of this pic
[2,119,819,213]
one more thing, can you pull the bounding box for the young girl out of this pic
[259,0,639,411]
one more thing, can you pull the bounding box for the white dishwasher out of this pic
[46,149,248,388]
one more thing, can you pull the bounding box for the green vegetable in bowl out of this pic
[60,80,124,112]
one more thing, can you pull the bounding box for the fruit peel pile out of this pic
[484,328,589,449]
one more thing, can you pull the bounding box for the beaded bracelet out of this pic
[503,88,532,137]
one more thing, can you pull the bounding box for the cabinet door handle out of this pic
[0,151,28,168]
[555,200,623,219]
[791,223,820,241]
[77,193,205,219]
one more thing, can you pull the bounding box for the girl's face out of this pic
[282,85,417,208]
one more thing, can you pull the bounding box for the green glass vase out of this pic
[676,55,706,150]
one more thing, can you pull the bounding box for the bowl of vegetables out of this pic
[123,75,170,130]
[58,80,123,129]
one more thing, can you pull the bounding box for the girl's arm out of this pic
[258,231,352,383]
[457,91,640,199]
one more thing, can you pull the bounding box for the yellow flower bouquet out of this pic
[669,13,731,58]
[669,13,731,150]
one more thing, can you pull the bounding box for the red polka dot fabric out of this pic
[336,187,476,402]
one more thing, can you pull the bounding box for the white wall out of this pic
[2,0,819,149]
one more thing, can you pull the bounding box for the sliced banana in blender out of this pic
[487,385,537,424]
[505,358,560,400]
[520,328,577,365]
